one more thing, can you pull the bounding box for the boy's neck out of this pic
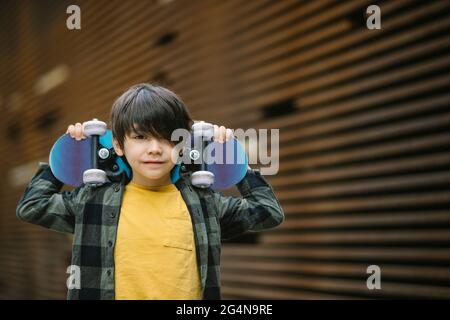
[131,174,172,188]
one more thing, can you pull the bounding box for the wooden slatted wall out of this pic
[1,0,449,299]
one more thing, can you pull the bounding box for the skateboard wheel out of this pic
[83,119,107,137]
[83,169,107,185]
[190,171,214,188]
[192,121,214,140]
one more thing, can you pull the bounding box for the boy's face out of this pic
[112,132,177,187]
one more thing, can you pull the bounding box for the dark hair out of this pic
[110,83,194,150]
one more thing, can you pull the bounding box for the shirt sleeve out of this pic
[16,162,86,234]
[212,168,285,240]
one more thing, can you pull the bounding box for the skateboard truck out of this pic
[189,121,215,188]
[82,118,108,185]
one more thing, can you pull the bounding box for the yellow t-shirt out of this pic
[114,180,202,300]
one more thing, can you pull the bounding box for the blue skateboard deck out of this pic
[49,130,131,187]
[49,129,248,190]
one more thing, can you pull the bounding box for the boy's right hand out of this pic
[66,122,87,140]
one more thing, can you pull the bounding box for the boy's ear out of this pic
[112,137,124,156]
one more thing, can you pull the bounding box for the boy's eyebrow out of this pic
[127,130,161,139]
[129,132,149,137]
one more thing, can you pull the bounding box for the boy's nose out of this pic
[145,140,163,154]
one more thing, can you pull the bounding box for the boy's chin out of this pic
[137,168,171,180]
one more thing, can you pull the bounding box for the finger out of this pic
[225,128,234,141]
[67,124,75,136]
[80,123,87,139]
[219,126,226,143]
[213,124,220,142]
[74,123,82,140]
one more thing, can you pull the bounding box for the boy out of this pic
[16,83,285,300]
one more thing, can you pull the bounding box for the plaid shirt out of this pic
[16,162,284,300]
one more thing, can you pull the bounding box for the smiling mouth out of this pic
[143,161,165,165]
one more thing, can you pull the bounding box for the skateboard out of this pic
[49,119,248,190]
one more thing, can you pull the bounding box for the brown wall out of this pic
[1,0,450,299]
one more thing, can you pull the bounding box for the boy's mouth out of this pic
[142,160,165,164]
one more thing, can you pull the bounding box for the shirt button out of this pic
[110,212,116,218]
[108,241,113,247]
[107,270,112,276]
[114,185,120,192]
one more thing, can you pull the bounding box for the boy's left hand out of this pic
[213,125,234,143]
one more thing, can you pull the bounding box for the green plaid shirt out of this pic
[16,162,284,300]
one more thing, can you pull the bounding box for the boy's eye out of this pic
[134,135,145,139]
